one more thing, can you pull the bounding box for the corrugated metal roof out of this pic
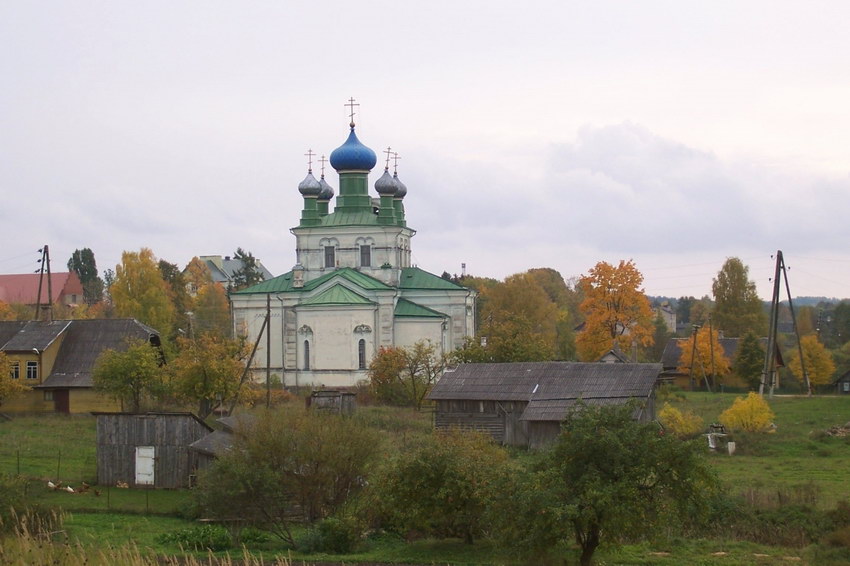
[399,267,468,290]
[429,362,660,402]
[37,319,160,389]
[302,284,373,306]
[661,337,765,369]
[1,320,71,352]
[394,298,446,318]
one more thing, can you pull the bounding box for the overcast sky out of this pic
[3,1,850,300]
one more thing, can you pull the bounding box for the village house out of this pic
[0,319,161,414]
[428,362,661,449]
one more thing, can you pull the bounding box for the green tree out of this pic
[734,331,766,390]
[711,257,766,337]
[169,334,248,418]
[494,403,718,566]
[231,248,264,290]
[576,260,654,361]
[788,334,836,389]
[367,340,446,410]
[379,429,511,544]
[0,352,30,408]
[195,409,379,543]
[92,338,163,412]
[158,259,193,338]
[111,249,175,335]
[67,248,105,305]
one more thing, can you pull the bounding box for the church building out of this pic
[230,107,476,388]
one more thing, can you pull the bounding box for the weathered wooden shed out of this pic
[428,362,661,449]
[307,390,356,415]
[94,412,212,488]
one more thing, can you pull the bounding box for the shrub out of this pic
[299,517,361,554]
[156,524,232,551]
[658,402,704,439]
[719,392,775,432]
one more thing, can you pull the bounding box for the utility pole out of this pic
[34,245,53,321]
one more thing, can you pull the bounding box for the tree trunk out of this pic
[579,524,600,566]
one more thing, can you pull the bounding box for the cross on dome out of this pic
[305,149,315,172]
[392,152,401,174]
[345,97,359,128]
[319,155,328,178]
[383,146,393,170]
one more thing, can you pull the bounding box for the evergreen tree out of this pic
[67,248,105,305]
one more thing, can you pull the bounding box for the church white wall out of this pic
[394,318,445,353]
[296,305,376,372]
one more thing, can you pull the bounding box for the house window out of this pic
[303,340,310,370]
[43,391,53,401]
[324,246,335,268]
[844,382,849,393]
[10,361,19,380]
[26,361,38,380]
[358,339,366,370]
[360,245,371,268]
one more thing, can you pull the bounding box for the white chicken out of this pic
[64,485,75,493]
[47,481,56,489]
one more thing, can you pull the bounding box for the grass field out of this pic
[3,394,850,564]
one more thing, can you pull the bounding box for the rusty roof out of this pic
[0,272,83,304]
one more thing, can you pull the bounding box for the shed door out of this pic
[135,446,155,486]
[53,390,70,414]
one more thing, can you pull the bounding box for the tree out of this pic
[158,259,193,338]
[719,392,775,432]
[379,429,511,544]
[231,248,264,291]
[494,403,718,566]
[0,353,30,408]
[677,325,731,389]
[658,402,704,439]
[193,282,231,338]
[576,260,654,361]
[0,301,15,321]
[711,257,766,337]
[788,334,836,388]
[92,339,163,412]
[111,249,175,335]
[367,341,446,410]
[195,409,379,543]
[184,256,214,295]
[169,334,249,418]
[67,248,105,305]
[734,331,766,390]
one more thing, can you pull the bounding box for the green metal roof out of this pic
[399,267,468,290]
[394,298,446,318]
[233,267,393,295]
[302,284,374,306]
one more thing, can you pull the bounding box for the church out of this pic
[230,106,476,388]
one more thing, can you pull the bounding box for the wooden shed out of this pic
[94,412,212,488]
[428,362,661,449]
[307,390,356,415]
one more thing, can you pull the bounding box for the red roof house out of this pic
[0,272,85,306]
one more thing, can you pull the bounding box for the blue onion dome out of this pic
[329,127,377,171]
[392,171,407,198]
[298,171,322,196]
[375,168,397,195]
[318,175,335,200]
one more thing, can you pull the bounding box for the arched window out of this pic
[303,340,310,370]
[358,339,366,370]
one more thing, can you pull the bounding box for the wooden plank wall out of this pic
[96,414,209,488]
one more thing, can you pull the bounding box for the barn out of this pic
[428,362,661,449]
[94,412,212,488]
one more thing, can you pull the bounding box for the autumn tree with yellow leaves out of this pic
[788,334,836,388]
[677,325,731,389]
[576,260,654,361]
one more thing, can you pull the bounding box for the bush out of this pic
[156,524,232,551]
[719,392,775,432]
[299,517,361,554]
[658,402,704,439]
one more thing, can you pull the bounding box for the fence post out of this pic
[56,449,61,480]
